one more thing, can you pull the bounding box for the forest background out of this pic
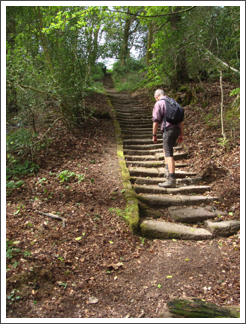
[4,3,243,117]
[2,2,245,319]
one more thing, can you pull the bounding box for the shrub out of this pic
[112,57,146,78]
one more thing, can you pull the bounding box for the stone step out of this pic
[123,138,163,145]
[122,134,163,139]
[117,119,151,124]
[115,109,149,113]
[156,152,188,161]
[126,155,157,161]
[129,167,196,178]
[124,147,183,156]
[119,119,151,124]
[127,160,163,168]
[118,119,151,124]
[121,132,162,138]
[131,176,203,186]
[116,114,151,118]
[124,143,163,150]
[120,124,152,129]
[136,193,218,207]
[204,220,240,237]
[127,161,187,168]
[134,184,211,195]
[116,110,150,115]
[115,108,148,113]
[125,152,187,161]
[120,127,161,132]
[168,206,218,223]
[140,220,213,240]
[121,126,153,131]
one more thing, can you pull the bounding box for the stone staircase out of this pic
[105,80,240,241]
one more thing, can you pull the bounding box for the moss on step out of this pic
[167,298,240,318]
[138,202,164,219]
[106,94,140,234]
[167,231,181,239]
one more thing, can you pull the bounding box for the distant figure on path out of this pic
[102,65,107,75]
[152,89,184,188]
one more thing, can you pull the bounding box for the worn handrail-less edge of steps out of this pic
[106,91,240,240]
[106,93,140,234]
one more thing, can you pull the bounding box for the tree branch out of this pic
[35,210,66,227]
[15,82,59,101]
[109,6,196,18]
[204,47,240,74]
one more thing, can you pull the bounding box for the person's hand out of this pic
[153,135,158,144]
[177,134,184,143]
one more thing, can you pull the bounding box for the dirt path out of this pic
[5,75,240,318]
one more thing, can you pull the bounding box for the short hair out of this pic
[154,89,164,99]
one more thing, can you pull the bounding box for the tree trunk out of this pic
[220,69,226,140]
[35,7,53,73]
[170,8,189,84]
[6,7,18,113]
[91,28,99,68]
[121,12,131,67]
[146,21,153,66]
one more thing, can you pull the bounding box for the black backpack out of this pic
[160,97,184,137]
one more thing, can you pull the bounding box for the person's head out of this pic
[154,89,165,101]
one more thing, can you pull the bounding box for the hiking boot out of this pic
[158,178,176,188]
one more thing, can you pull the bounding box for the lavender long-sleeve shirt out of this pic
[152,96,181,131]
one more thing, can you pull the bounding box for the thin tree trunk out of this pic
[36,7,53,73]
[146,21,153,66]
[121,13,131,67]
[170,8,189,84]
[220,69,226,140]
[6,7,18,113]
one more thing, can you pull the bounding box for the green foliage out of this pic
[57,170,76,182]
[56,170,85,183]
[230,88,240,97]
[112,58,146,92]
[108,206,134,221]
[6,180,25,192]
[113,57,146,78]
[6,126,34,155]
[6,5,241,130]
[6,289,21,308]
[217,137,230,151]
[91,63,105,81]
[6,159,39,180]
[6,240,21,259]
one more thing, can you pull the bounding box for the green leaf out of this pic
[229,212,233,216]
[109,241,114,244]
[185,258,189,262]
[157,284,162,288]
[75,237,82,241]
[166,275,173,278]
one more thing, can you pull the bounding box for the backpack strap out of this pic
[162,98,167,139]
[157,97,168,139]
